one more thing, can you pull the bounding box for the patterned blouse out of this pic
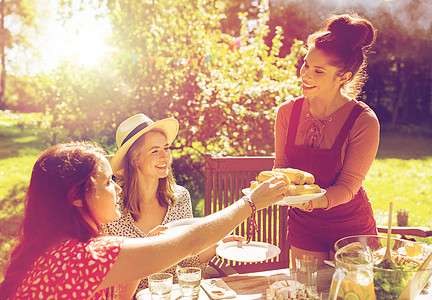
[12,236,124,300]
[104,185,207,294]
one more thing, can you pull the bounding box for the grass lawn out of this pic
[365,134,432,230]
[1,111,432,279]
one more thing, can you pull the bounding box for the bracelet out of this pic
[242,196,259,244]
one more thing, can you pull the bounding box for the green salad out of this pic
[373,259,419,299]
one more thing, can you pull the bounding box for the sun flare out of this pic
[68,23,111,67]
[41,7,112,70]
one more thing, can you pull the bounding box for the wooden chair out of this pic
[204,155,289,274]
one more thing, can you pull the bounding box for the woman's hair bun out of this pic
[326,14,376,51]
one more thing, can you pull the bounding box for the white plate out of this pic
[216,241,281,262]
[242,188,326,205]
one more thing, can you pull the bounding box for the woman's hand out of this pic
[147,225,168,237]
[221,235,244,243]
[250,176,287,210]
[290,200,313,212]
[211,235,245,251]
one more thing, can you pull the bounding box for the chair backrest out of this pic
[204,154,289,273]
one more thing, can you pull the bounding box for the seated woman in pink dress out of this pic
[0,141,286,299]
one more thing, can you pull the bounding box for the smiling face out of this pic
[135,130,171,180]
[85,156,122,225]
[300,46,351,100]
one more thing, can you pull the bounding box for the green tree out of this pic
[0,0,37,109]
[45,0,304,202]
[53,0,304,155]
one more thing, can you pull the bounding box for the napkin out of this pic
[201,278,237,299]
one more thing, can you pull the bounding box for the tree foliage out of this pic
[45,0,304,158]
[31,0,303,202]
[0,0,37,109]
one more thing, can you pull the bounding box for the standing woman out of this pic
[274,13,380,264]
[105,114,217,292]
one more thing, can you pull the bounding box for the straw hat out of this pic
[111,114,179,174]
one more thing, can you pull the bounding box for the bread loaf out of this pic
[273,168,306,185]
[250,169,321,196]
[286,184,321,196]
[257,171,291,186]
[302,171,315,184]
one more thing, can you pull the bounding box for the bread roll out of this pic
[286,184,321,196]
[302,171,315,184]
[257,170,291,186]
[250,180,259,191]
[273,168,306,185]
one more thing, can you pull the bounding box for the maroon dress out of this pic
[285,97,377,252]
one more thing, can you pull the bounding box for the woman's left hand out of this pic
[215,235,245,247]
[147,225,168,237]
[221,235,244,243]
[290,200,313,212]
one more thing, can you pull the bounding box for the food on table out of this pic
[266,280,319,300]
[373,247,421,268]
[250,168,321,196]
[372,246,423,299]
[404,241,424,257]
[201,278,237,299]
[209,284,226,296]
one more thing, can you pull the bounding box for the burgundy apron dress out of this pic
[285,97,377,252]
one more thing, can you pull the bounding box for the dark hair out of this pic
[0,141,106,299]
[117,129,177,221]
[307,13,376,98]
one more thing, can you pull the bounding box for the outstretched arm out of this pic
[99,177,286,289]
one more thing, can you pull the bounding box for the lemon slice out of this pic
[404,241,423,257]
[344,291,361,300]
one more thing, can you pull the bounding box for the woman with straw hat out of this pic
[105,114,230,294]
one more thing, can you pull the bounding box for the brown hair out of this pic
[0,141,106,299]
[307,13,376,98]
[117,129,177,221]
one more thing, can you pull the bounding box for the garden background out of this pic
[1,0,432,281]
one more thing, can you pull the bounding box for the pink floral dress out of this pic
[12,236,125,300]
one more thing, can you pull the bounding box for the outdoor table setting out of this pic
[136,266,334,300]
[136,263,432,300]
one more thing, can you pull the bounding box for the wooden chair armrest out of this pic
[377,225,432,238]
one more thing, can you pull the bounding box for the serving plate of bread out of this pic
[243,168,326,205]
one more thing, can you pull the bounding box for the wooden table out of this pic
[136,266,432,299]
[135,267,332,300]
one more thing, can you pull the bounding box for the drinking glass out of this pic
[148,273,173,300]
[295,254,318,297]
[176,267,201,300]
